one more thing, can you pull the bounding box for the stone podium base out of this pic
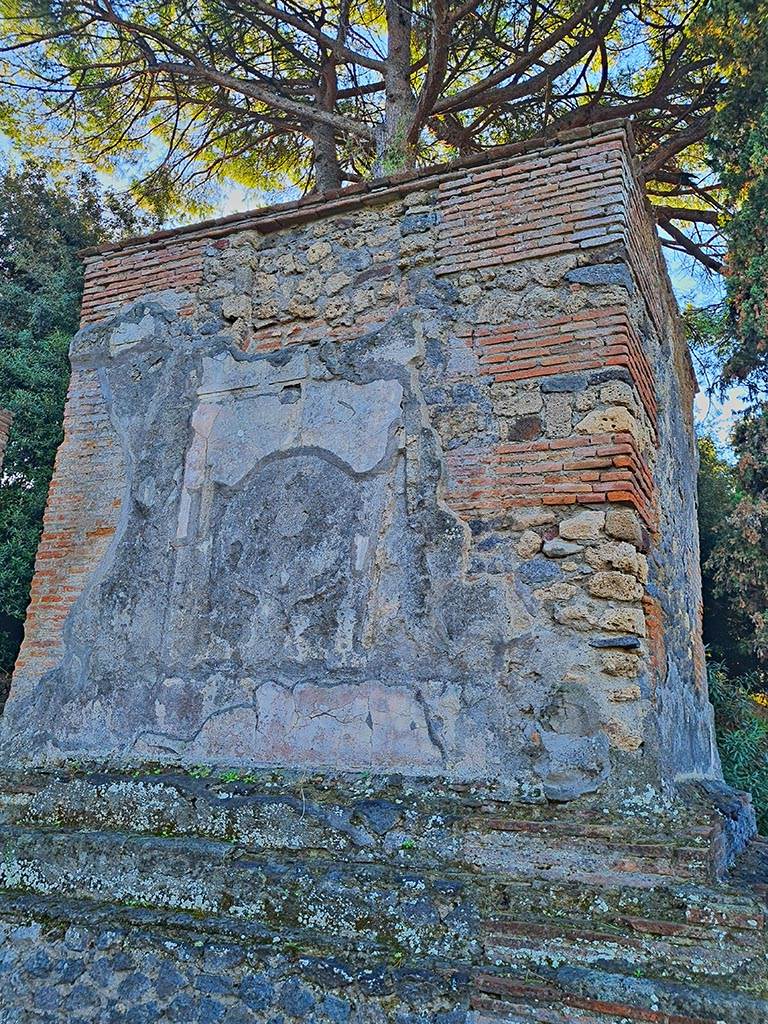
[0,768,766,1023]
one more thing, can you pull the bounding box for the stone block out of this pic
[559,511,606,542]
[588,635,641,649]
[586,541,648,581]
[575,405,639,437]
[599,380,637,407]
[306,240,332,263]
[565,262,634,291]
[601,650,641,676]
[517,530,543,557]
[587,571,644,602]
[542,538,582,558]
[540,374,586,393]
[491,384,543,416]
[544,393,573,437]
[519,558,563,588]
[221,294,252,320]
[609,684,642,701]
[507,414,542,440]
[605,507,644,546]
[600,604,646,636]
[325,270,352,294]
[508,509,556,530]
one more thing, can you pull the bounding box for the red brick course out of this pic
[435,130,629,274]
[80,237,206,325]
[463,307,657,425]
[642,594,666,693]
[12,369,124,688]
[472,972,730,1024]
[446,431,656,529]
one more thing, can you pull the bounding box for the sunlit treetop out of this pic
[4,0,768,389]
[0,0,731,255]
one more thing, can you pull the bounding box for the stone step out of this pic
[472,995,725,1023]
[0,824,488,961]
[2,824,762,982]
[1,772,762,1024]
[472,965,768,1024]
[482,916,764,988]
[490,877,766,939]
[0,770,722,884]
[731,836,768,898]
[1,818,750,948]
[3,823,766,1004]
[464,827,713,887]
[472,1001,715,1024]
[1,886,766,1023]
[0,890,472,1023]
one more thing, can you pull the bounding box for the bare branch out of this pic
[244,0,386,72]
[433,0,607,114]
[85,3,376,139]
[653,205,721,226]
[658,218,724,273]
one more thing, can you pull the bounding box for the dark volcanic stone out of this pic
[519,558,563,587]
[279,978,316,1017]
[565,263,634,291]
[26,950,53,978]
[355,799,402,834]
[318,994,351,1023]
[507,414,542,440]
[589,635,642,649]
[401,212,438,235]
[541,374,587,393]
[117,972,151,1002]
[240,973,275,1011]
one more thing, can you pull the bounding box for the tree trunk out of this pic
[377,0,416,174]
[311,55,343,193]
[312,123,342,192]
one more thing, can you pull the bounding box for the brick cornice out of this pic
[81,120,635,260]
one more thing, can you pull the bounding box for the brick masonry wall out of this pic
[0,409,12,473]
[10,369,125,689]
[80,237,206,325]
[1,123,719,791]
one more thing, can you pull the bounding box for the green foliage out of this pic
[706,406,768,666]
[696,436,757,676]
[697,437,738,564]
[0,0,744,217]
[0,0,335,211]
[0,162,149,680]
[703,0,768,392]
[698,426,768,825]
[708,666,768,832]
[0,328,69,661]
[722,172,768,390]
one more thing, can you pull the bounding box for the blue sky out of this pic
[664,249,745,453]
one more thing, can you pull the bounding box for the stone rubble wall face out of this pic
[1,125,717,792]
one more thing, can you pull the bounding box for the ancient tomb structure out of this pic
[0,122,766,1023]
[1,122,717,789]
